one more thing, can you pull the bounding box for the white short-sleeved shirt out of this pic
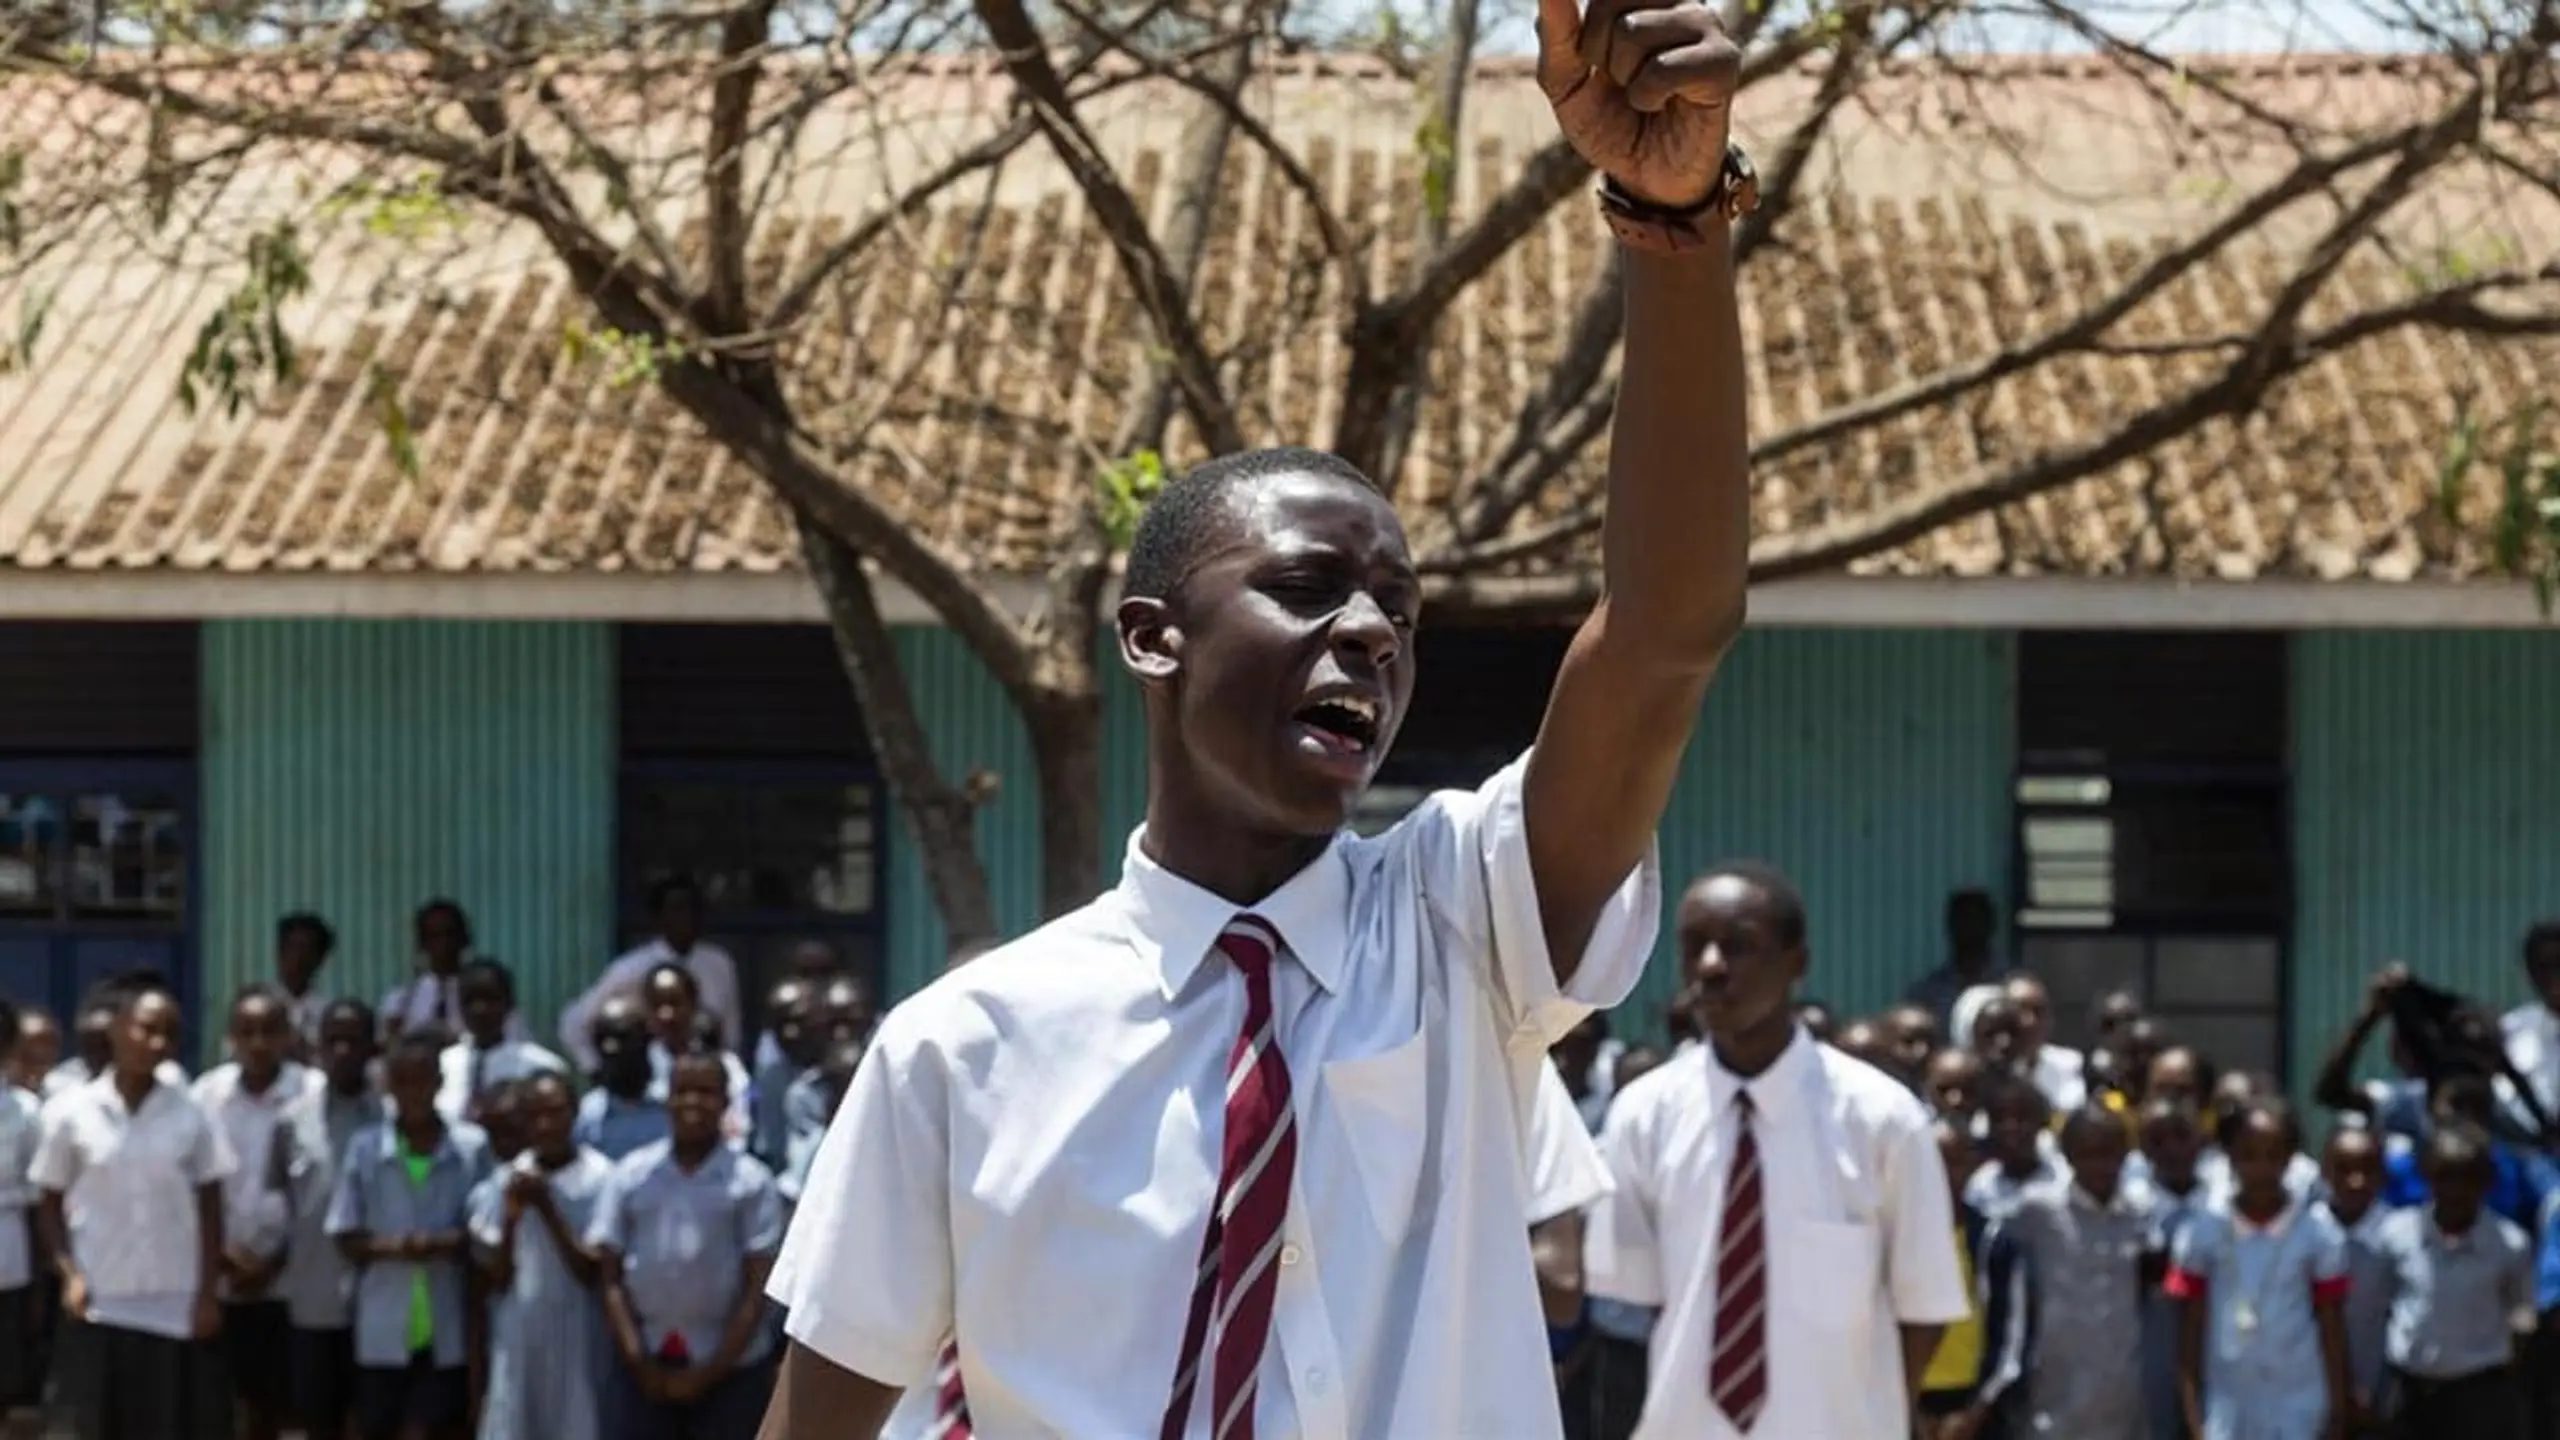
[558,939,743,1071]
[1586,1030,1969,1440]
[190,1061,313,1272]
[30,1076,237,1338]
[774,755,1659,1440]
[1527,1056,1612,1226]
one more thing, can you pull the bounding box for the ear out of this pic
[1117,595,1182,682]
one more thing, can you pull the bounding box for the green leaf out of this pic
[1095,449,1168,550]
[367,363,419,477]
[2436,402,2479,523]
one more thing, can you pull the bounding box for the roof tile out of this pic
[0,56,2554,583]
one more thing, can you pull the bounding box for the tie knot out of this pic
[1732,1089,1756,1121]
[1217,915,1280,979]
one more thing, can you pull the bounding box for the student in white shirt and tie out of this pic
[759,3,1758,1430]
[1587,864,1971,1440]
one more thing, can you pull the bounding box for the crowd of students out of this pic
[1550,942,2560,1440]
[0,936,878,1440]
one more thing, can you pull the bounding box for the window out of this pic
[618,623,886,1029]
[2012,632,2290,1073]
[1349,624,1572,836]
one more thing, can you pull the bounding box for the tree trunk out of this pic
[797,518,1002,949]
[1024,683,1108,920]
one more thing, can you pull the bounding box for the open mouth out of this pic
[1292,693,1381,755]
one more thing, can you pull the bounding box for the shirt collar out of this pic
[1704,1026,1815,1122]
[1116,827,1352,998]
[2233,1199,2299,1237]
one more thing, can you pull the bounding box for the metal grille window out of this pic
[2012,632,2291,1073]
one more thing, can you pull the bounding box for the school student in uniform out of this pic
[9,1007,57,1098]
[1915,1117,2028,1440]
[1587,866,1972,1439]
[746,976,818,1173]
[470,1071,611,1440]
[2318,1126,2395,1436]
[760,11,1755,1428]
[436,961,568,1124]
[2166,1097,2352,1440]
[573,997,669,1162]
[0,997,42,1439]
[2003,1107,2150,1440]
[2133,1096,2209,1440]
[279,999,384,1440]
[29,981,235,1440]
[636,965,752,1149]
[2368,1123,2533,1438]
[192,985,315,1440]
[592,1050,785,1440]
[327,1032,494,1440]
[1964,1075,2063,1222]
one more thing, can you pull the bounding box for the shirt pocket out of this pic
[1777,1217,1881,1334]
[1319,1011,1436,1241]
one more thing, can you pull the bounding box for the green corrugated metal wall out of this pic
[880,631,1146,997]
[2290,630,2560,1099]
[880,626,2017,1027]
[199,620,616,1059]
[1635,628,2017,1033]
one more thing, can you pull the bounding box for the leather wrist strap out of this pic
[1598,144,1760,254]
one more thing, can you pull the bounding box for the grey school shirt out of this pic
[587,1139,785,1368]
[275,1083,387,1330]
[324,1119,493,1368]
[2005,1178,2153,1440]
[2370,1205,2533,1381]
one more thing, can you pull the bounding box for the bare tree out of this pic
[3,0,2556,947]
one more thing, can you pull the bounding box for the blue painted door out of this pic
[0,760,195,1031]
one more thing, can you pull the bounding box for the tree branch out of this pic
[970,0,1247,452]
[703,3,780,334]
[1373,0,1486,486]
[1434,17,1876,552]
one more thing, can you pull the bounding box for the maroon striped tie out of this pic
[933,1338,971,1437]
[1708,1091,1768,1432]
[1160,915,1298,1440]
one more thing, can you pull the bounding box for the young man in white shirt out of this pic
[189,986,314,1440]
[1587,864,1970,1440]
[760,3,1755,1430]
[557,875,742,1071]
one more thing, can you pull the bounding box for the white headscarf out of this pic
[1948,982,2008,1053]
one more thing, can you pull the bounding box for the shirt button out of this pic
[1280,1244,1302,1267]
[1305,1369,1329,1394]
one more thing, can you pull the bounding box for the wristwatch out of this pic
[1597,143,1760,254]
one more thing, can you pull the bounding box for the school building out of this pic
[1,55,2555,1090]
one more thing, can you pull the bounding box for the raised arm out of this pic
[1522,0,1751,979]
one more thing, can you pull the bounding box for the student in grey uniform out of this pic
[2369,1123,2533,1438]
[471,1071,612,1440]
[327,1031,494,1440]
[592,1049,785,1440]
[2316,1126,2394,1436]
[0,997,42,1437]
[2166,1097,2351,1440]
[29,981,234,1440]
[2134,1096,2209,1440]
[279,999,382,1440]
[746,977,818,1174]
[2006,1106,2150,1440]
[777,1038,863,1212]
[1966,1073,2063,1220]
[573,997,669,1163]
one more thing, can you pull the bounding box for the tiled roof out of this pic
[0,53,2554,584]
